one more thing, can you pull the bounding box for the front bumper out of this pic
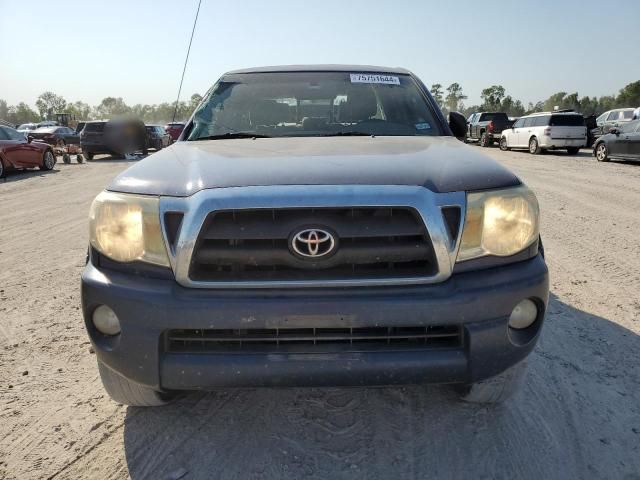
[81,254,548,391]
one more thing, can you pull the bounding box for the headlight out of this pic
[457,185,539,262]
[89,191,169,266]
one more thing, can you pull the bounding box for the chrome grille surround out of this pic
[159,185,465,288]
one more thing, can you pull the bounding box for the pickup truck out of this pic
[82,65,548,407]
[466,112,514,147]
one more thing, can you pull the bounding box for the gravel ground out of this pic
[0,148,639,480]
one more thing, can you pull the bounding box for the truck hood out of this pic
[108,136,520,196]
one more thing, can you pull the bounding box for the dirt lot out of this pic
[0,148,639,480]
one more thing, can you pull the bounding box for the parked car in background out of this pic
[17,123,39,135]
[466,112,514,147]
[164,122,185,142]
[0,125,56,177]
[595,108,635,136]
[500,112,586,155]
[145,125,171,151]
[593,120,640,163]
[28,126,80,146]
[37,120,59,128]
[80,119,147,160]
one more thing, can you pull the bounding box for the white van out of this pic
[499,112,586,155]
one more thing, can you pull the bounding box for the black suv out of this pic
[82,65,548,406]
[80,119,147,159]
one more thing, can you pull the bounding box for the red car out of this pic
[0,125,56,177]
[164,122,185,142]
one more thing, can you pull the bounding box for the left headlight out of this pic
[457,185,539,262]
[89,191,169,266]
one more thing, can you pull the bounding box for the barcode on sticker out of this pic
[350,74,400,85]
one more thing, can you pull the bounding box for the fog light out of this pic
[509,299,538,330]
[93,305,121,335]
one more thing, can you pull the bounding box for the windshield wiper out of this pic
[193,132,271,140]
[321,131,371,137]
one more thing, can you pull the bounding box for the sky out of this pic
[1,0,638,109]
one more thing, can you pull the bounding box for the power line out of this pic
[172,0,202,122]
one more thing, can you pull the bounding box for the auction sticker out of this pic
[350,73,400,85]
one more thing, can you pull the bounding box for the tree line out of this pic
[1,80,639,126]
[0,92,203,126]
[431,80,639,118]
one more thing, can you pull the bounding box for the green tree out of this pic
[67,101,92,121]
[616,80,640,107]
[35,91,67,120]
[0,99,9,121]
[95,97,131,118]
[500,96,525,117]
[542,92,568,112]
[430,84,443,107]
[445,83,467,112]
[526,101,544,114]
[8,103,40,125]
[480,85,506,111]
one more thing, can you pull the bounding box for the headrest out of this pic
[251,100,288,126]
[339,88,378,122]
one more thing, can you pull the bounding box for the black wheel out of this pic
[499,136,509,151]
[566,147,580,155]
[76,154,84,164]
[85,152,94,161]
[529,136,541,154]
[457,361,528,404]
[479,132,492,147]
[40,150,56,170]
[595,143,609,162]
[0,160,5,178]
[62,153,71,164]
[98,361,175,407]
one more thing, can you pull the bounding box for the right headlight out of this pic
[89,191,169,266]
[457,185,539,262]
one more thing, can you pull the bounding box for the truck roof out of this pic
[226,64,412,75]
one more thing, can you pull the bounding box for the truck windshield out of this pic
[187,71,442,140]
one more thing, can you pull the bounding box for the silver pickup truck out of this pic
[82,65,548,406]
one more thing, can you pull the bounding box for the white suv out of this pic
[499,112,586,155]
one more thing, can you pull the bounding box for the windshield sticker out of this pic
[350,73,400,85]
[415,122,431,130]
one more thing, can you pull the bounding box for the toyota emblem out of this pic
[290,228,337,258]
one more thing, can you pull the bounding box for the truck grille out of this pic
[189,207,437,282]
[165,325,463,353]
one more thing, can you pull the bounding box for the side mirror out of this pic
[448,111,467,140]
[610,128,620,135]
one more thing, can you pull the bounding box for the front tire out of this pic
[566,147,580,155]
[85,152,94,161]
[595,143,609,162]
[98,361,175,407]
[40,150,56,170]
[0,160,5,178]
[529,137,542,155]
[499,136,509,151]
[457,361,528,404]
